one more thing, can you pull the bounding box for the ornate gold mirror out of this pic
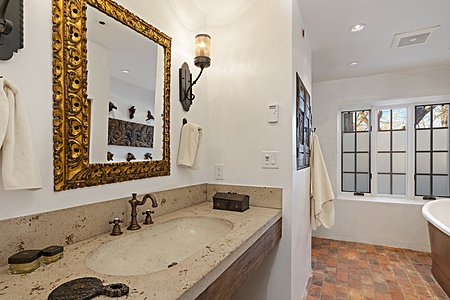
[52,0,171,191]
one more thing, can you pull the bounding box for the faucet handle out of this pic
[142,210,155,225]
[109,218,124,236]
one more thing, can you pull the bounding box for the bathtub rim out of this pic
[422,198,450,237]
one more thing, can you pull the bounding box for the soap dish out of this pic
[42,246,64,265]
[8,250,42,274]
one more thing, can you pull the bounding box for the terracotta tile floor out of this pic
[306,238,449,300]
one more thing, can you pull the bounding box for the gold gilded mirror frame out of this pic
[52,0,171,191]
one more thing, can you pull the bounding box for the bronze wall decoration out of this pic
[109,102,117,112]
[126,153,136,162]
[296,72,312,170]
[146,110,154,121]
[107,118,154,148]
[128,106,136,119]
[52,0,171,191]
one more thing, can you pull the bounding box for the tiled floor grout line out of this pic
[305,237,449,300]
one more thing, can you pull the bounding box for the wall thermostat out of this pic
[268,104,279,123]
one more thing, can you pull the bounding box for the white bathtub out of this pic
[422,198,450,236]
[422,198,450,296]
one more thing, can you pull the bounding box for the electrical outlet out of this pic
[262,151,279,169]
[215,164,224,180]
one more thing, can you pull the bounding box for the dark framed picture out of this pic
[296,73,312,170]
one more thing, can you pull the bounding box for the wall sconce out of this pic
[179,34,211,112]
[0,0,24,60]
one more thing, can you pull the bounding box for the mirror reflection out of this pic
[86,4,164,163]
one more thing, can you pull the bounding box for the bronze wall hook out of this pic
[126,153,136,162]
[107,151,114,161]
[109,101,117,112]
[129,106,136,119]
[146,110,154,121]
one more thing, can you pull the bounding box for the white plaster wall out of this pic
[291,0,313,297]
[0,0,208,220]
[205,0,312,298]
[312,64,450,251]
[87,41,111,163]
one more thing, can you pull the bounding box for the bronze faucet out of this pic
[127,193,158,230]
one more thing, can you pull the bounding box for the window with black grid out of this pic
[376,108,407,195]
[415,104,450,197]
[341,110,371,193]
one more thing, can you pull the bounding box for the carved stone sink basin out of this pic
[85,216,233,276]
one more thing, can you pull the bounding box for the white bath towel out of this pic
[177,123,203,169]
[310,132,335,230]
[0,78,42,190]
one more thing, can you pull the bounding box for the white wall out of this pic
[291,0,313,298]
[87,40,110,163]
[313,64,450,251]
[205,0,312,298]
[0,0,208,220]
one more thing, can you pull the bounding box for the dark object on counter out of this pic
[42,245,64,264]
[8,249,42,274]
[213,192,249,212]
[109,218,124,236]
[47,277,129,300]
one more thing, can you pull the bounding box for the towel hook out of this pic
[182,118,188,125]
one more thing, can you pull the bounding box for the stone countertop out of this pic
[0,202,281,299]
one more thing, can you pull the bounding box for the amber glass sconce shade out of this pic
[179,34,211,111]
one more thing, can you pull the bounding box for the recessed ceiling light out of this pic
[98,21,106,26]
[348,61,359,67]
[121,69,130,74]
[349,23,366,33]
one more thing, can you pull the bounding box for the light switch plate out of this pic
[262,151,279,169]
[268,104,279,123]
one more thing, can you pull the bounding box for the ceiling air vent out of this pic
[391,25,440,49]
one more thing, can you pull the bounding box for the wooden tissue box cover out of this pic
[213,192,249,212]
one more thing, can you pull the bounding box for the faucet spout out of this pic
[143,193,158,208]
[127,193,148,230]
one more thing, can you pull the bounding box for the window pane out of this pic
[392,175,406,195]
[392,108,407,130]
[433,105,448,128]
[416,175,431,195]
[357,132,369,151]
[433,129,448,151]
[343,112,355,132]
[342,133,355,152]
[356,111,370,132]
[433,152,448,174]
[378,110,390,131]
[356,153,369,172]
[377,132,390,151]
[378,174,390,194]
[416,130,431,151]
[415,106,431,128]
[343,153,355,172]
[392,131,407,151]
[392,153,406,173]
[416,153,431,173]
[343,173,355,191]
[377,153,390,173]
[433,176,449,196]
[356,174,369,192]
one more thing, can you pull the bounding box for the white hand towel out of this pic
[177,123,203,169]
[0,78,42,190]
[310,132,335,230]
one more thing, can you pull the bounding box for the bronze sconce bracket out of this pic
[179,62,194,111]
[0,0,23,60]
